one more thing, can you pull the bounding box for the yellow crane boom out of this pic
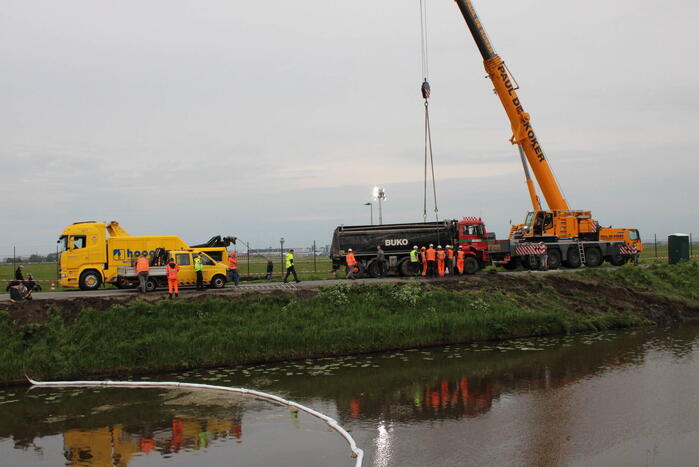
[453,0,568,211]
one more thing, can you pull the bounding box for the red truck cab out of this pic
[457,217,492,271]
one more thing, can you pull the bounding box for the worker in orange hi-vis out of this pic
[420,247,428,277]
[135,256,150,293]
[346,249,357,280]
[437,245,446,277]
[166,257,180,299]
[446,245,455,275]
[227,251,240,286]
[456,249,465,275]
[426,244,437,277]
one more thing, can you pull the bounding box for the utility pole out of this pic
[313,240,317,272]
[280,237,285,280]
[654,234,657,259]
[246,241,251,277]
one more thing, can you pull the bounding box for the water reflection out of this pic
[1,325,699,466]
[2,388,245,466]
[61,417,243,465]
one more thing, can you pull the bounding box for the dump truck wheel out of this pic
[352,262,366,279]
[398,258,412,277]
[463,256,480,275]
[79,270,102,291]
[502,258,519,270]
[565,249,581,269]
[210,274,226,289]
[367,260,387,278]
[547,249,562,270]
[584,247,603,267]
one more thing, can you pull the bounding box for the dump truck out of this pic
[58,221,234,290]
[330,218,492,277]
[116,250,228,291]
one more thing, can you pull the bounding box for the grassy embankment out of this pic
[1,262,698,385]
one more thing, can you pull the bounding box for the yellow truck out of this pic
[58,221,232,290]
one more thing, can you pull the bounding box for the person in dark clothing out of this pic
[265,260,274,280]
[376,246,386,277]
[14,265,24,281]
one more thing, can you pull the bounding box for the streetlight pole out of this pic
[364,202,373,225]
[373,187,386,225]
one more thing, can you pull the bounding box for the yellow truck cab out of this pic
[117,250,228,292]
[58,221,229,290]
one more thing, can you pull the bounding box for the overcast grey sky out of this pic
[2,0,698,256]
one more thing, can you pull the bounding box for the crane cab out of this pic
[518,210,598,241]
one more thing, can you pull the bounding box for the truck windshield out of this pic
[58,236,68,252]
[629,230,639,241]
[524,212,535,228]
[462,225,483,236]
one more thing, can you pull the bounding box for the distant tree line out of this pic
[4,253,58,263]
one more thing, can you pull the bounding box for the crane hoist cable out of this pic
[419,0,439,222]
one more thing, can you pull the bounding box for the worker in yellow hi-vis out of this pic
[194,255,204,290]
[284,249,300,283]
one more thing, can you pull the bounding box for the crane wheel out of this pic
[565,249,581,269]
[607,254,627,266]
[521,255,540,270]
[584,247,603,267]
[547,249,562,270]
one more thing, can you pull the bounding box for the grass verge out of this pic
[2,263,698,385]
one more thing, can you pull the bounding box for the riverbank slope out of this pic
[2,263,698,385]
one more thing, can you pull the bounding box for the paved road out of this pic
[0,269,583,302]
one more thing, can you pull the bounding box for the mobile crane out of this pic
[453,0,642,268]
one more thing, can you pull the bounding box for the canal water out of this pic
[2,325,699,466]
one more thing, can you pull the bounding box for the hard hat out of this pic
[413,245,418,249]
[429,244,434,248]
[438,245,442,249]
[421,247,426,250]
[348,248,353,252]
